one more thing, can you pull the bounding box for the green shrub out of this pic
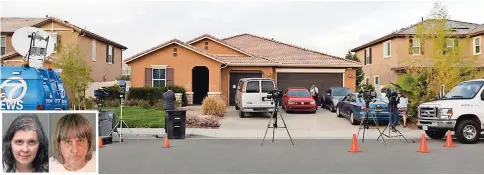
[138,100,151,109]
[153,100,164,110]
[127,85,187,106]
[201,96,227,117]
[124,99,140,107]
[104,99,120,107]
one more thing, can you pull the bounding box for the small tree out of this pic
[399,2,484,117]
[345,50,365,91]
[53,44,93,110]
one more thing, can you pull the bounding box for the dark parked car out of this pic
[282,87,317,113]
[322,87,352,112]
[335,93,390,125]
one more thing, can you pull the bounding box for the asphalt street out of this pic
[99,138,484,174]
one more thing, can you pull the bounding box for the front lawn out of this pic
[101,106,165,128]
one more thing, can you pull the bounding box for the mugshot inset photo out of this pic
[2,113,50,173]
[49,113,97,173]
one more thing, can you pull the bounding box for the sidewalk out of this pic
[112,127,425,140]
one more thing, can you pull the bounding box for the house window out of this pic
[173,48,177,56]
[365,48,371,65]
[474,36,481,55]
[92,39,96,61]
[49,33,58,52]
[204,41,208,50]
[412,38,421,55]
[152,68,166,87]
[108,45,113,64]
[374,75,380,86]
[1,36,5,56]
[364,77,369,85]
[383,41,391,58]
[444,38,455,55]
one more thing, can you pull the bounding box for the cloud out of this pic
[1,0,483,60]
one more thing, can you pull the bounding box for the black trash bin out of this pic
[165,109,187,139]
[98,110,116,144]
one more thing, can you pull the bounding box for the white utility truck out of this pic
[417,79,484,144]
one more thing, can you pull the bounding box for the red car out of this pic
[282,87,317,113]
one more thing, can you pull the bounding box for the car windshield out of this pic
[333,88,351,96]
[443,81,484,99]
[288,90,311,97]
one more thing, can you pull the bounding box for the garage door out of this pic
[276,73,343,93]
[229,71,263,106]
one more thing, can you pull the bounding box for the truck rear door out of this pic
[260,80,275,108]
[242,80,260,109]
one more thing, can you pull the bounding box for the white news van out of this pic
[417,79,484,144]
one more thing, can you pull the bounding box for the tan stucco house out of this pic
[351,19,484,90]
[125,34,362,105]
[1,16,128,82]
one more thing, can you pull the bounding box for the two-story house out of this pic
[351,19,484,90]
[0,16,128,82]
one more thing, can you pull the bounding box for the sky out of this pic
[1,0,484,60]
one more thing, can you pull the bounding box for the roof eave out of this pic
[351,34,406,52]
[125,40,225,64]
[187,35,253,57]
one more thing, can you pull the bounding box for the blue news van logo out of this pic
[0,76,27,110]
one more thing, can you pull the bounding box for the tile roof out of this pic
[223,33,361,67]
[470,24,484,36]
[352,19,481,52]
[124,39,224,64]
[1,17,127,50]
[187,34,253,57]
[1,17,46,33]
[216,55,275,65]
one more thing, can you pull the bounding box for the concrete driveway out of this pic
[221,106,355,130]
[217,106,423,139]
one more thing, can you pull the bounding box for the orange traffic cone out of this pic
[348,134,361,152]
[98,136,103,148]
[162,137,171,148]
[444,130,455,147]
[417,134,430,153]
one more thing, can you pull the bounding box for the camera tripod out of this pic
[108,98,139,142]
[376,107,412,143]
[261,99,294,146]
[357,100,387,145]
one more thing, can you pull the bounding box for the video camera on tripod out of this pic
[266,89,284,103]
[261,88,294,146]
[94,80,128,108]
[360,87,377,108]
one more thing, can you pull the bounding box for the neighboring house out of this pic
[351,19,484,90]
[0,16,128,82]
[125,34,362,105]
[122,62,131,76]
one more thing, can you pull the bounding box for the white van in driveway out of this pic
[417,79,484,144]
[235,78,276,118]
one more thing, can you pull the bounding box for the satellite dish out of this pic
[12,27,56,68]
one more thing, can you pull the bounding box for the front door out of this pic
[229,72,263,106]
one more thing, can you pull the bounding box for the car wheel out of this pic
[239,110,245,118]
[350,113,359,125]
[455,120,481,144]
[425,130,446,140]
[336,107,342,118]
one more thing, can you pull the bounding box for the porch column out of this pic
[185,92,194,105]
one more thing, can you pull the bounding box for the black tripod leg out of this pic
[279,113,294,145]
[261,115,273,146]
